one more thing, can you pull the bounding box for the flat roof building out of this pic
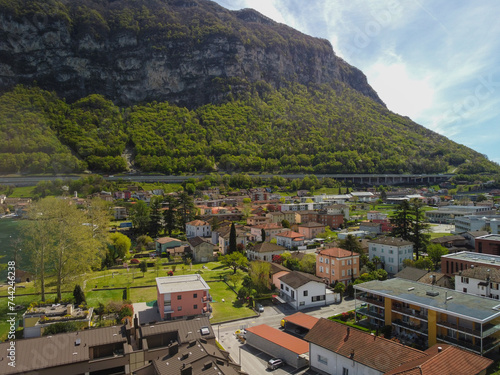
[354,278,500,355]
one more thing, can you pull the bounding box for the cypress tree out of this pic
[229,222,237,254]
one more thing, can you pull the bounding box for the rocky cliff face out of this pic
[0,0,383,108]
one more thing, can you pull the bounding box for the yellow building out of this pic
[355,278,500,355]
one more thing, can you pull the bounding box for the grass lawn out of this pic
[208,281,256,324]
[428,232,453,239]
[129,286,157,303]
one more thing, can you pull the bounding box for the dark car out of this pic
[267,358,284,370]
[256,303,264,313]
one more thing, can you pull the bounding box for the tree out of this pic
[229,222,237,254]
[148,196,162,237]
[390,200,412,240]
[281,219,290,228]
[249,261,271,293]
[163,195,179,235]
[299,253,316,274]
[177,191,195,226]
[24,197,107,301]
[338,234,363,253]
[129,200,150,235]
[155,258,162,277]
[372,256,382,270]
[73,284,86,305]
[139,259,148,276]
[136,235,153,252]
[261,228,266,242]
[220,252,248,274]
[109,232,131,259]
[334,282,346,298]
[414,257,433,271]
[426,243,449,269]
[409,200,430,260]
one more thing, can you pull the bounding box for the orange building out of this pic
[316,247,359,286]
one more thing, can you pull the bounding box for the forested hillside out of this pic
[1,85,497,175]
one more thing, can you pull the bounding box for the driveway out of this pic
[133,302,161,325]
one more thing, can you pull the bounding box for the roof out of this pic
[394,267,428,282]
[156,237,182,244]
[431,235,465,244]
[478,234,500,242]
[246,324,309,354]
[359,222,381,227]
[355,278,500,322]
[385,344,492,375]
[270,262,290,274]
[460,266,500,283]
[187,236,212,247]
[304,319,426,373]
[0,325,127,374]
[441,251,500,266]
[186,220,210,226]
[466,230,489,237]
[156,274,210,295]
[279,271,322,289]
[319,247,357,258]
[251,242,286,253]
[152,339,240,375]
[368,237,413,246]
[251,223,283,229]
[276,230,304,239]
[140,317,215,344]
[298,222,326,228]
[284,312,319,330]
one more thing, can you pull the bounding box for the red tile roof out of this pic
[246,324,308,354]
[319,247,357,258]
[186,220,209,226]
[284,312,319,330]
[385,344,493,375]
[305,319,426,373]
[276,230,304,239]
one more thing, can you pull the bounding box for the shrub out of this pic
[168,270,174,276]
[130,258,140,264]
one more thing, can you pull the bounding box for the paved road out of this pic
[216,298,356,375]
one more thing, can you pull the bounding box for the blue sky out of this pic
[213,0,500,165]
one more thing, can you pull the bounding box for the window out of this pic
[353,268,357,274]
[177,295,182,300]
[342,270,345,277]
[331,260,334,266]
[320,266,324,273]
[193,304,198,309]
[347,269,351,276]
[331,269,335,275]
[177,306,182,311]
[341,260,345,266]
[299,301,305,306]
[342,367,349,375]
[461,277,469,284]
[463,288,467,293]
[193,293,197,298]
[326,267,329,274]
[320,257,323,263]
[304,290,308,297]
[318,355,328,365]
[353,259,356,264]
[325,258,329,264]
[347,259,351,265]
[286,286,289,292]
[281,283,284,290]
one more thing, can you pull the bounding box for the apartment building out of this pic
[185,219,211,238]
[156,274,211,320]
[354,278,500,355]
[441,251,500,278]
[368,237,413,274]
[476,234,500,256]
[316,247,359,286]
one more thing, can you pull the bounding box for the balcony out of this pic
[393,319,428,335]
[202,295,213,303]
[357,294,385,308]
[437,334,482,354]
[391,304,427,321]
[357,307,384,321]
[436,320,481,338]
[482,322,500,337]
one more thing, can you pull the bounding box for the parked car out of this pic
[267,358,284,370]
[256,303,264,313]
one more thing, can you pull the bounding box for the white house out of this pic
[455,266,500,300]
[278,271,328,310]
[247,242,287,262]
[275,230,305,249]
[368,237,413,274]
[185,220,211,238]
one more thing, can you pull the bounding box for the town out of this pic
[1,176,500,374]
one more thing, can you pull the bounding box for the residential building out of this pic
[305,318,492,375]
[249,222,286,242]
[442,251,500,277]
[368,237,413,274]
[246,215,270,226]
[155,237,184,255]
[395,267,451,288]
[455,266,500,299]
[324,204,349,219]
[463,230,490,248]
[476,234,500,255]
[278,271,332,310]
[316,247,359,286]
[297,222,326,240]
[298,210,344,229]
[185,219,211,238]
[354,278,500,355]
[247,242,287,262]
[367,210,387,220]
[113,206,128,220]
[22,303,93,338]
[266,210,299,225]
[217,225,249,254]
[337,231,368,240]
[270,262,290,290]
[187,236,216,262]
[359,221,382,235]
[282,312,319,337]
[276,230,305,249]
[156,274,211,320]
[431,235,468,254]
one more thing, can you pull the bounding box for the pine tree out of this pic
[229,222,237,254]
[73,284,86,305]
[390,200,412,240]
[261,228,266,242]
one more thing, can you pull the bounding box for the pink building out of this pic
[156,274,211,320]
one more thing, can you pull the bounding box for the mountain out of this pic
[0,0,498,177]
[0,0,382,108]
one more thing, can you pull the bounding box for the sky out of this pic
[213,0,500,165]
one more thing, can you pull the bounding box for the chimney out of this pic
[66,304,73,315]
[169,342,179,356]
[350,349,355,359]
[134,314,139,329]
[180,364,192,375]
[346,327,350,338]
